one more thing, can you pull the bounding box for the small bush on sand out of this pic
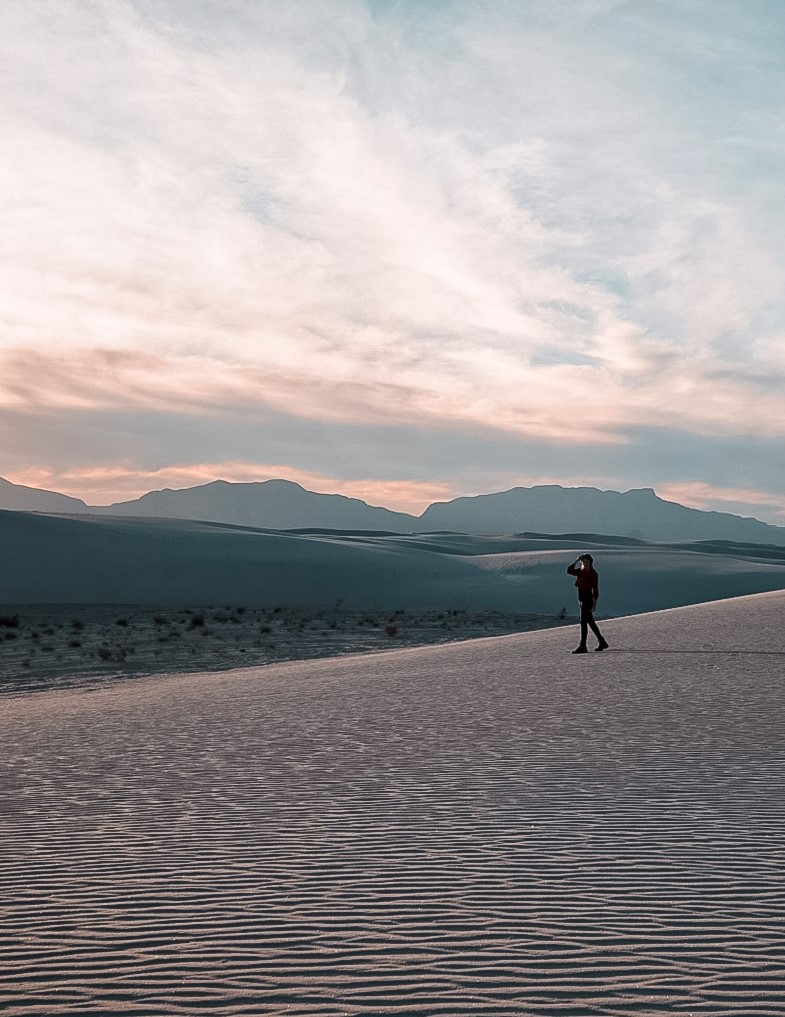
[190,613,205,627]
[0,615,19,628]
[71,619,85,631]
[153,615,167,625]
[68,639,82,648]
[116,618,129,627]
[98,644,128,662]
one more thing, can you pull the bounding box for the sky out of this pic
[2,0,785,522]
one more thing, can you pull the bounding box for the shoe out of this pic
[595,640,609,652]
[572,646,588,654]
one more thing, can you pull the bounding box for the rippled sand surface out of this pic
[2,592,785,1015]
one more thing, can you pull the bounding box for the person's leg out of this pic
[586,608,608,650]
[574,601,589,651]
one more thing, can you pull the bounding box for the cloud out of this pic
[658,480,785,527]
[2,0,785,507]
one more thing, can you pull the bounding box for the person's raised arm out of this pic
[566,557,582,576]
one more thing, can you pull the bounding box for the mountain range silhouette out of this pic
[1,475,783,544]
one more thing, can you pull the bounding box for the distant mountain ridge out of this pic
[98,479,418,531]
[1,475,784,544]
[0,476,88,514]
[418,485,785,544]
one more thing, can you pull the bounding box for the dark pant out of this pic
[579,596,604,647]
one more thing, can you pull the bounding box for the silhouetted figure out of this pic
[566,554,609,654]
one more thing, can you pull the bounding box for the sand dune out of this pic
[2,509,785,615]
[1,590,784,1014]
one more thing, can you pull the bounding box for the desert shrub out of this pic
[190,613,205,627]
[5,632,18,641]
[98,645,128,662]
[68,639,82,648]
[260,625,273,634]
[153,615,167,625]
[21,658,31,668]
[236,606,246,614]
[0,615,19,628]
[116,618,129,627]
[384,625,397,637]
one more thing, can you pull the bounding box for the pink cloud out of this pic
[658,481,785,524]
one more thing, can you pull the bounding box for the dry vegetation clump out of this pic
[0,604,573,695]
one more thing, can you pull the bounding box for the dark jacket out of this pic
[567,563,599,601]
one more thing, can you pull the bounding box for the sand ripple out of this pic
[1,593,785,1014]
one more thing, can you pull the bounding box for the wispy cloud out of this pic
[659,480,785,526]
[2,1,785,507]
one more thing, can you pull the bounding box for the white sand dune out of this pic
[2,509,785,615]
[1,590,784,1014]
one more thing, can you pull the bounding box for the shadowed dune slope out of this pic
[1,591,784,1015]
[2,510,785,614]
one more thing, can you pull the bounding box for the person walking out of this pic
[566,553,609,654]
